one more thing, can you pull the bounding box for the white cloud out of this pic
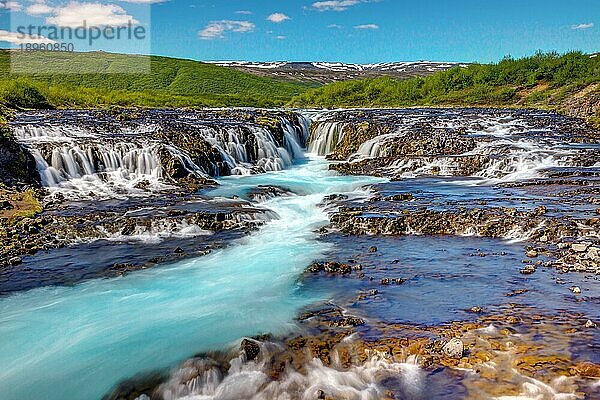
[267,12,290,23]
[0,1,23,11]
[26,2,53,16]
[327,24,343,29]
[46,2,138,28]
[312,0,361,11]
[0,29,56,44]
[119,0,167,3]
[276,35,286,40]
[354,23,378,29]
[571,23,594,30]
[199,20,255,40]
[235,10,252,15]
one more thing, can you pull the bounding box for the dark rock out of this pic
[241,339,261,361]
[386,193,414,201]
[247,185,294,202]
[0,200,14,210]
[120,223,136,236]
[306,262,352,275]
[174,247,185,254]
[520,265,536,275]
[0,126,40,188]
[9,257,22,265]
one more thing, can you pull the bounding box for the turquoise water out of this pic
[0,157,379,400]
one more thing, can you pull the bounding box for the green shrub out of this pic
[0,79,50,109]
[290,51,600,108]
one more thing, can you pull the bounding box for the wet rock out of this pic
[328,316,365,328]
[368,246,378,253]
[468,307,483,314]
[321,194,349,204]
[0,126,41,188]
[570,286,582,294]
[306,262,352,275]
[9,256,22,265]
[441,338,464,359]
[586,246,600,262]
[520,265,536,275]
[584,320,597,328]
[0,200,14,210]
[385,193,414,201]
[102,371,166,400]
[120,223,136,236]
[571,242,590,252]
[574,362,600,378]
[525,249,539,258]
[247,185,294,202]
[133,180,151,191]
[241,338,261,361]
[506,289,529,297]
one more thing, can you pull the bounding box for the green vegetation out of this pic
[0,50,598,125]
[0,50,312,109]
[289,52,600,123]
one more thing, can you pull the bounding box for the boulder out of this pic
[241,339,261,361]
[442,338,464,359]
[571,242,590,253]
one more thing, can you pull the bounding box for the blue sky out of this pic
[1,0,599,63]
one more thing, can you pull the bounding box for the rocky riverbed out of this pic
[1,108,599,400]
[0,108,308,289]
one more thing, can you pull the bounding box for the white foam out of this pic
[159,345,426,400]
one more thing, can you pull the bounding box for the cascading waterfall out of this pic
[14,123,192,199]
[307,120,346,155]
[31,142,163,186]
[355,132,398,158]
[11,112,309,199]
[332,112,597,182]
[281,115,309,159]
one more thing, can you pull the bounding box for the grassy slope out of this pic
[289,52,600,126]
[0,50,312,109]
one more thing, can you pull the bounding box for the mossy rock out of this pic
[256,116,281,130]
[0,126,40,188]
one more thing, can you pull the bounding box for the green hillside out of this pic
[0,50,312,109]
[289,52,600,126]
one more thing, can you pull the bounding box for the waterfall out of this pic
[281,115,309,159]
[307,120,346,155]
[355,132,398,158]
[315,110,597,182]
[13,123,168,198]
[11,111,309,199]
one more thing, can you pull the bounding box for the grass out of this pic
[289,52,600,116]
[0,50,312,109]
[0,187,43,222]
[0,50,598,125]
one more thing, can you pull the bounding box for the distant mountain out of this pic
[205,61,465,84]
